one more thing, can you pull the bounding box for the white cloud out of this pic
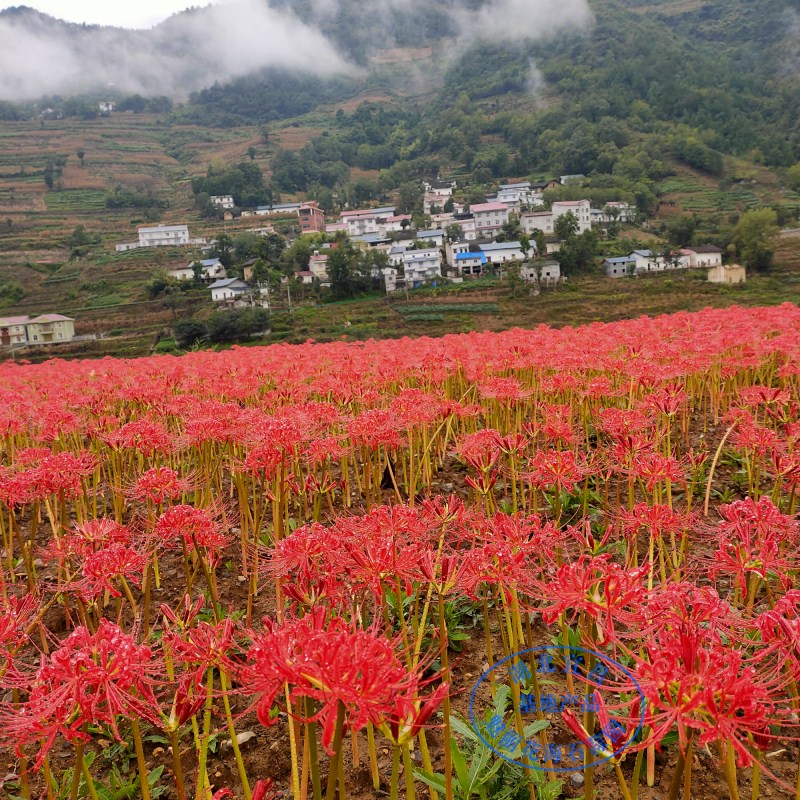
[0,0,354,100]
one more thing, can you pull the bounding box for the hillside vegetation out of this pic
[0,0,799,358]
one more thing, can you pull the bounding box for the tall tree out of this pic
[733,208,779,272]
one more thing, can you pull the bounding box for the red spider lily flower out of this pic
[628,451,685,492]
[538,405,578,446]
[390,388,448,429]
[525,449,586,494]
[347,409,405,452]
[705,497,799,596]
[454,430,502,473]
[755,591,800,683]
[164,673,207,731]
[266,522,350,607]
[458,541,531,601]
[104,418,173,457]
[335,506,430,597]
[3,620,160,768]
[737,386,792,410]
[73,518,133,550]
[252,779,278,800]
[633,620,782,766]
[618,503,695,545]
[478,377,534,403]
[161,594,206,631]
[3,451,98,504]
[167,618,238,685]
[644,383,688,417]
[562,706,612,758]
[731,421,781,458]
[77,543,147,600]
[718,495,798,545]
[242,609,436,753]
[535,555,648,643]
[131,467,191,503]
[379,681,449,745]
[0,593,40,667]
[154,505,230,562]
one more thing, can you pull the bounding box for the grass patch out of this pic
[395,303,500,314]
[45,190,106,211]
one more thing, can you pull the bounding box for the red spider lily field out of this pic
[2,304,800,800]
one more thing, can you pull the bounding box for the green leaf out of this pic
[413,770,446,794]
[523,719,550,737]
[450,735,470,793]
[450,714,481,744]
[147,765,165,786]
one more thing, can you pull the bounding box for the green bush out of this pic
[173,319,208,349]
[205,308,270,343]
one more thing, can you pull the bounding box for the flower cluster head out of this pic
[242,609,445,752]
[5,620,159,767]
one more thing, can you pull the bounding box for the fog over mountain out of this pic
[0,0,592,101]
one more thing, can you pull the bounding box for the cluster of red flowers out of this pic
[0,304,799,798]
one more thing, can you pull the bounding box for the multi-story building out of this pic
[1,314,76,346]
[298,201,325,234]
[211,195,235,210]
[0,316,31,346]
[551,200,592,233]
[470,202,510,237]
[340,206,397,237]
[138,225,190,247]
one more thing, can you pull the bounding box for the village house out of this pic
[602,202,636,223]
[1,314,77,346]
[450,213,477,241]
[480,241,526,265]
[340,206,397,236]
[380,214,413,235]
[98,101,115,114]
[495,181,543,209]
[325,222,348,234]
[351,234,393,256]
[470,202,510,237]
[423,180,456,214]
[402,249,442,287]
[630,250,668,273]
[25,314,76,344]
[383,267,401,294]
[454,251,487,277]
[538,260,561,283]
[241,259,259,283]
[295,271,315,285]
[211,195,235,210]
[445,241,473,269]
[116,225,206,252]
[512,260,561,284]
[389,245,409,267]
[309,251,329,281]
[551,200,592,233]
[169,258,226,282]
[298,201,325,234]
[415,229,445,247]
[603,256,635,278]
[430,211,455,229]
[682,245,724,268]
[255,203,301,217]
[209,278,251,303]
[0,316,29,346]
[521,210,555,236]
[708,263,746,284]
